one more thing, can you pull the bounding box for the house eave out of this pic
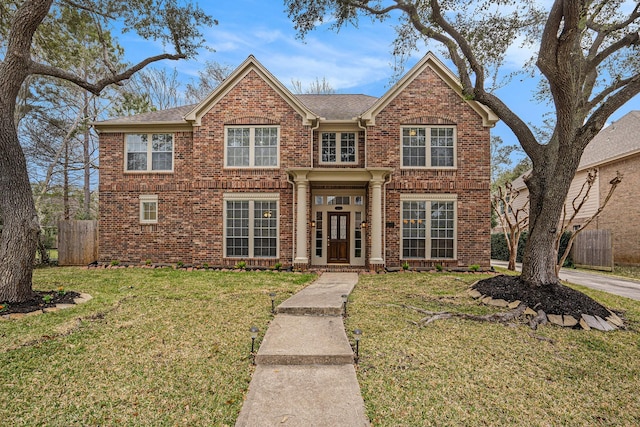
[183,55,317,127]
[93,121,193,133]
[360,52,498,128]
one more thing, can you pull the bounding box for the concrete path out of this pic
[491,260,640,301]
[235,273,369,427]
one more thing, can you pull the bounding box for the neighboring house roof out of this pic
[509,110,640,191]
[295,94,377,121]
[579,110,640,169]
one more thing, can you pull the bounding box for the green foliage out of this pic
[110,260,120,266]
[491,231,574,267]
[176,261,184,268]
[273,262,282,271]
[469,264,480,272]
[234,261,247,270]
[435,264,443,272]
[402,261,410,270]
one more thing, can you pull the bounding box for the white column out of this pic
[294,178,309,264]
[369,178,384,265]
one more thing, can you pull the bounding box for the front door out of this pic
[327,212,350,263]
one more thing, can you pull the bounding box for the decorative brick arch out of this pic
[401,116,457,125]
[224,116,279,125]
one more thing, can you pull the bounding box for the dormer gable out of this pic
[183,55,317,126]
[359,52,498,127]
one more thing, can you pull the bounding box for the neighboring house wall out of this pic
[587,153,640,265]
[497,111,640,266]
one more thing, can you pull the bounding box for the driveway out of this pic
[491,260,640,301]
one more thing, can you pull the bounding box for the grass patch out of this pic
[0,267,314,426]
[347,273,640,426]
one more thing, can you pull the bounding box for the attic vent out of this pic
[225,116,279,125]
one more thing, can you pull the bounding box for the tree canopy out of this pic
[286,0,640,286]
[0,0,215,302]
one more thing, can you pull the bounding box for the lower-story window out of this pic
[401,195,456,259]
[225,194,278,258]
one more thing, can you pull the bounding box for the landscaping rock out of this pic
[508,300,522,309]
[9,313,26,320]
[524,307,537,316]
[606,312,624,327]
[43,307,59,313]
[467,289,482,299]
[580,318,591,330]
[582,314,606,331]
[547,314,564,326]
[563,315,578,327]
[487,298,509,307]
[481,296,493,305]
[56,304,75,310]
[25,310,43,317]
[595,315,616,331]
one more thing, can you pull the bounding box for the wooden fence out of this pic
[58,220,98,266]
[572,229,613,271]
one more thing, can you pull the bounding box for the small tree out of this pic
[555,169,623,274]
[491,182,529,271]
[291,77,336,94]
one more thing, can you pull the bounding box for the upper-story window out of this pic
[320,132,357,164]
[401,126,456,168]
[125,133,173,172]
[225,126,279,168]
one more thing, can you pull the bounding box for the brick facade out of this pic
[97,54,494,269]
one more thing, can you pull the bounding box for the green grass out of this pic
[3,268,640,426]
[0,267,314,426]
[346,273,640,426]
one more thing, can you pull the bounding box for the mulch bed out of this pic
[1,291,81,315]
[473,275,611,320]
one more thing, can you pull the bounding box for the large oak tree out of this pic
[0,0,214,302]
[286,0,640,287]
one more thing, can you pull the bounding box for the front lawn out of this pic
[2,268,639,426]
[0,267,314,426]
[347,272,640,426]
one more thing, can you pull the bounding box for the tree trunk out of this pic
[0,0,54,303]
[0,106,39,303]
[520,143,581,287]
[83,91,91,219]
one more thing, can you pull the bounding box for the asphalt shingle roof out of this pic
[579,110,640,168]
[96,94,379,125]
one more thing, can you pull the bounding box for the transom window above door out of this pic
[320,132,357,164]
[225,126,279,168]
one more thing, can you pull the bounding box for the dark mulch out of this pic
[1,291,81,315]
[473,275,611,320]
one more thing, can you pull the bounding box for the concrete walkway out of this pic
[491,260,640,300]
[235,273,369,427]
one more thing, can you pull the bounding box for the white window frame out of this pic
[223,193,280,258]
[139,195,158,224]
[319,132,358,164]
[400,194,457,260]
[125,133,174,173]
[224,126,280,168]
[400,126,457,169]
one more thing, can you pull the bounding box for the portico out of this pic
[287,168,392,269]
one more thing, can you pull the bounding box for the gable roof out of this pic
[579,110,640,169]
[183,55,317,126]
[359,52,498,127]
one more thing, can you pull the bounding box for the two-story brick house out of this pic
[95,53,497,270]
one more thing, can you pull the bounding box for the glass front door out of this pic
[327,212,350,263]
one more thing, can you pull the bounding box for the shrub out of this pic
[490,231,574,267]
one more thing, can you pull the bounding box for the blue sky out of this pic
[122,0,640,157]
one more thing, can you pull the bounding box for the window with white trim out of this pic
[401,196,456,259]
[139,195,158,224]
[225,195,278,258]
[401,126,455,168]
[225,126,279,167]
[126,133,173,172]
[320,132,357,163]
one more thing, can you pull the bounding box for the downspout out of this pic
[382,172,391,267]
[310,117,320,168]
